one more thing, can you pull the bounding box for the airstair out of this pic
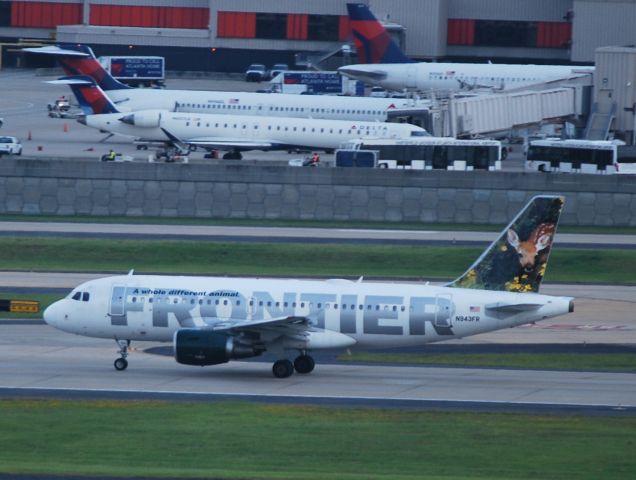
[584,102,616,140]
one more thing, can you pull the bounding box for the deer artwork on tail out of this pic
[507,223,556,272]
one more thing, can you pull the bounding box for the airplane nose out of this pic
[43,301,63,328]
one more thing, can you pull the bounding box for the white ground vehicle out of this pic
[0,136,22,156]
[525,139,636,174]
[245,64,268,82]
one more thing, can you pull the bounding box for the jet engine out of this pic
[174,329,263,366]
[118,109,163,128]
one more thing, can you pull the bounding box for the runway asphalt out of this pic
[1,324,634,414]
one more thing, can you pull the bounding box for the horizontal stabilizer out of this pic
[46,77,95,86]
[23,46,90,57]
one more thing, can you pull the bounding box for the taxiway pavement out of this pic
[1,324,634,411]
[1,221,635,248]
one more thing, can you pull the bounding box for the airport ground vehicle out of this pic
[47,97,73,118]
[97,56,165,87]
[269,63,289,79]
[525,139,636,174]
[269,71,363,95]
[245,63,268,82]
[338,137,502,170]
[369,86,388,98]
[0,136,23,156]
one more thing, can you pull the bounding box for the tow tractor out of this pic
[47,97,76,119]
[151,145,189,163]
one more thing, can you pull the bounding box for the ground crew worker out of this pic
[107,149,116,161]
[311,152,320,165]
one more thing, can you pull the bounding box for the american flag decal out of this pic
[470,306,480,312]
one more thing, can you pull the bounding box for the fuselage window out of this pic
[173,298,178,304]
[131,297,137,303]
[148,298,153,304]
[223,300,228,305]
[267,301,272,307]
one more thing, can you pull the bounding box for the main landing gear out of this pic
[272,353,315,378]
[114,339,130,371]
[222,150,243,160]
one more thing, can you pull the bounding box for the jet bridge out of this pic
[388,82,591,138]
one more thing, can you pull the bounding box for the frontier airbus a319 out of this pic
[339,3,593,93]
[44,196,574,378]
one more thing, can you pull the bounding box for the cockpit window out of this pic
[82,292,90,302]
[72,291,81,301]
[411,130,431,136]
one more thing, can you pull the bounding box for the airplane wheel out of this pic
[294,355,315,374]
[114,357,128,371]
[272,359,294,378]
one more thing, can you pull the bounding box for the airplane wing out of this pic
[161,127,273,151]
[207,315,311,334]
[187,139,274,149]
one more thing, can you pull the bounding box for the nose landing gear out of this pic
[114,339,130,371]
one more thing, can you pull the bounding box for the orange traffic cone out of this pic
[63,123,69,132]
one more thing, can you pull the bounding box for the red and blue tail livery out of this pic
[346,3,413,64]
[57,75,121,115]
[24,44,131,91]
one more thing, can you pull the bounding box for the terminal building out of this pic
[1,0,636,71]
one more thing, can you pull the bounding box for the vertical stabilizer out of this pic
[25,44,132,91]
[61,75,121,115]
[346,3,414,64]
[448,196,565,293]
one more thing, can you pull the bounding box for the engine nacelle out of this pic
[174,329,262,366]
[119,109,163,128]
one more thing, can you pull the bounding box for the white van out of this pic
[0,136,22,156]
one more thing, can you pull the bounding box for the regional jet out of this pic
[339,3,593,93]
[67,76,427,159]
[43,196,574,378]
[25,43,427,121]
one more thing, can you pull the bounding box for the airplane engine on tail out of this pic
[119,109,164,128]
[174,329,263,366]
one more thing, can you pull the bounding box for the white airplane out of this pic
[25,44,427,121]
[69,76,427,158]
[339,3,593,93]
[43,196,574,378]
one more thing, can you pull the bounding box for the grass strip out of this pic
[0,237,635,283]
[339,352,636,372]
[2,213,636,234]
[0,399,634,480]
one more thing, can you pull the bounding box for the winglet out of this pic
[448,196,565,293]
